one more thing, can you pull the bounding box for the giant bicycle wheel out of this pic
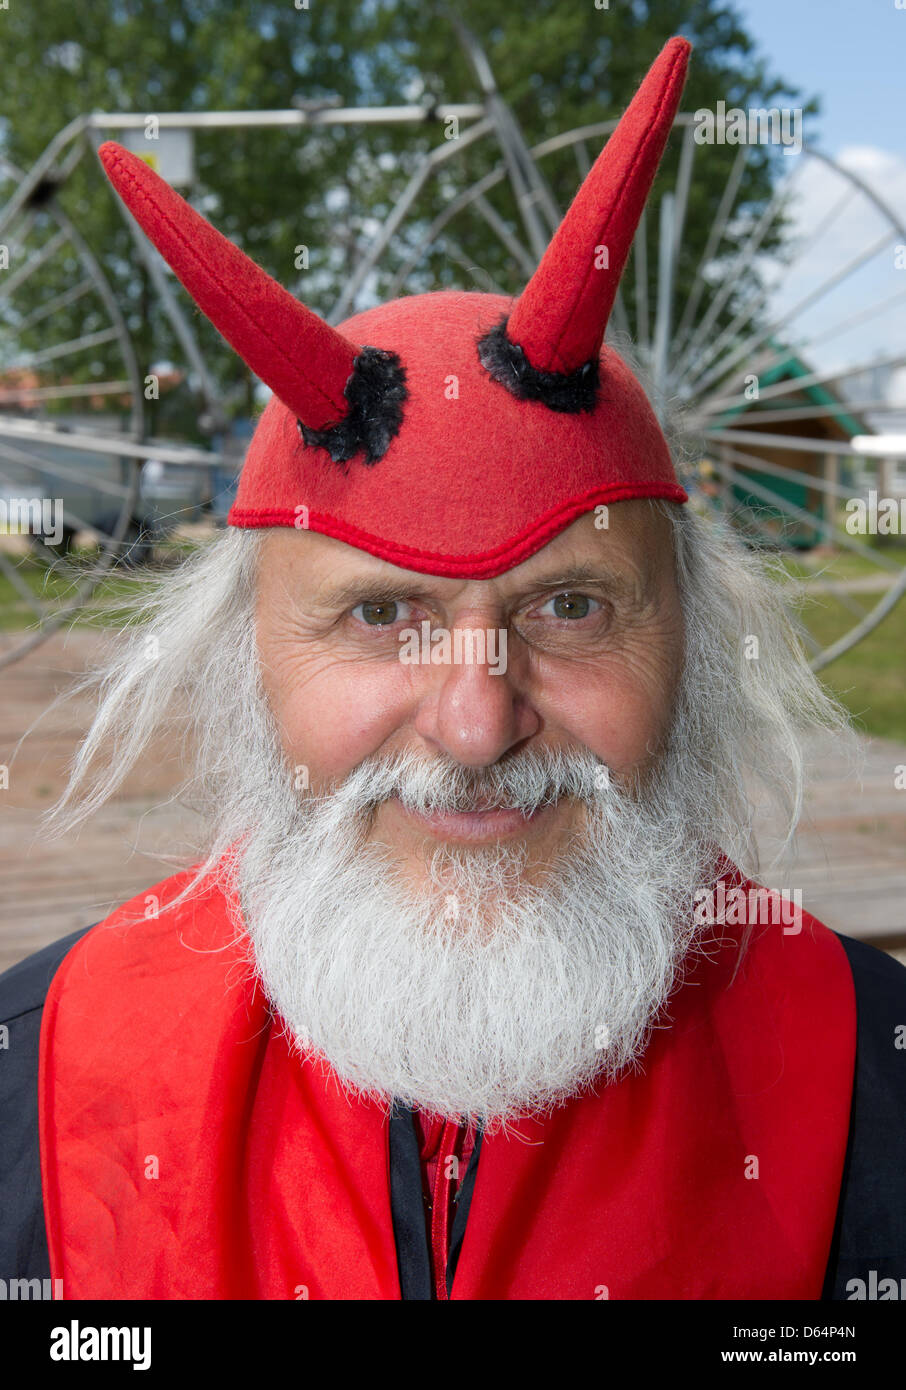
[0,151,145,669]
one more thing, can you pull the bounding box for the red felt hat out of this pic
[98,36,691,578]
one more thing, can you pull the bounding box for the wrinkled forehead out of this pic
[253,498,678,609]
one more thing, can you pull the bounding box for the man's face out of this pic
[254,499,684,887]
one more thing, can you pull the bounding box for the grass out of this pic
[799,592,906,742]
[0,541,201,631]
[772,539,906,740]
[778,545,905,584]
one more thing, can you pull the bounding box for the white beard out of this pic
[230,693,718,1133]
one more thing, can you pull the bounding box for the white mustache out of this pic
[318,744,611,820]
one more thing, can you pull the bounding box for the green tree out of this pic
[0,0,814,441]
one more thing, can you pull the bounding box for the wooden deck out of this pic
[0,628,202,973]
[1,628,904,973]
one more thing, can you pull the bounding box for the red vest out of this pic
[39,865,855,1299]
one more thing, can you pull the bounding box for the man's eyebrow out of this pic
[517,564,639,597]
[310,576,441,610]
[311,564,638,611]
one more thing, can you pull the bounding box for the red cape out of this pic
[40,864,855,1299]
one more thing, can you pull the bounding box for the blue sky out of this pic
[734,0,905,158]
[703,1,906,379]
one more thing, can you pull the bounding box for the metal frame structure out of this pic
[1,18,904,671]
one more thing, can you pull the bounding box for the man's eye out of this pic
[351,599,413,627]
[536,591,600,621]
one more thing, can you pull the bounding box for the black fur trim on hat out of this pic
[476,314,599,412]
[297,345,408,466]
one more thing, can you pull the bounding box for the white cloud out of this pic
[753,144,906,384]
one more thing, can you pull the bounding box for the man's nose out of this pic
[412,618,540,766]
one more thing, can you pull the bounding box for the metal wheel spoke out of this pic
[701,349,906,414]
[0,379,134,405]
[677,284,770,391]
[0,436,137,498]
[327,117,494,324]
[672,146,748,356]
[672,166,801,380]
[16,278,95,331]
[0,227,69,299]
[709,445,900,571]
[687,228,900,398]
[811,568,906,671]
[3,325,120,372]
[697,399,897,427]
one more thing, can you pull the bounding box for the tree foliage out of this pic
[0,0,815,439]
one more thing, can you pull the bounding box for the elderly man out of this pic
[1,38,904,1302]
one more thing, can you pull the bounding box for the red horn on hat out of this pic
[96,141,358,430]
[504,35,691,375]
